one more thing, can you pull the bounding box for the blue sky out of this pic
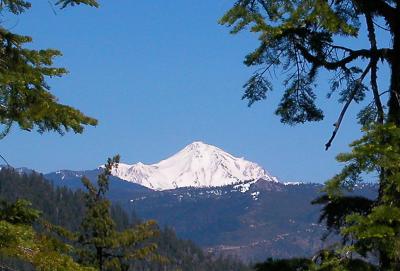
[0,1,386,183]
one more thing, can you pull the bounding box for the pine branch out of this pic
[298,45,380,71]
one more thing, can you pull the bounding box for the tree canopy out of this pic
[0,199,96,271]
[220,0,399,147]
[221,0,400,269]
[0,0,98,139]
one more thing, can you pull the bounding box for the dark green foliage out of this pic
[56,0,99,9]
[78,156,159,271]
[0,0,98,138]
[0,167,250,270]
[0,198,95,270]
[0,0,31,14]
[0,4,100,264]
[220,0,398,129]
[0,199,40,225]
[0,167,135,233]
[131,227,250,271]
[311,249,377,271]
[254,258,312,271]
[310,124,400,269]
[312,195,373,241]
[222,0,400,269]
[111,204,130,231]
[254,251,377,270]
[0,168,87,231]
[276,82,324,125]
[243,74,272,106]
[220,0,364,125]
[345,259,377,271]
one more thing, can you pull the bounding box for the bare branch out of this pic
[373,20,390,32]
[325,62,372,150]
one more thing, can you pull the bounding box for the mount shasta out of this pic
[111,141,278,190]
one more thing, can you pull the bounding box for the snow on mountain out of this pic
[110,141,278,190]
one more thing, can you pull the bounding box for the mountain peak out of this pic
[188,140,207,146]
[183,141,217,151]
[112,142,277,190]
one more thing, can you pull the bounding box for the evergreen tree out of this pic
[0,0,99,138]
[312,124,400,270]
[0,168,251,271]
[221,0,400,269]
[78,156,159,271]
[0,199,95,271]
[0,1,102,269]
[253,258,312,271]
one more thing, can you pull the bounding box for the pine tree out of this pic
[0,0,99,138]
[0,167,251,271]
[221,0,400,269]
[0,199,96,271]
[253,258,312,271]
[1,1,105,269]
[78,156,160,271]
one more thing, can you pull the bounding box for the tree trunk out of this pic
[97,247,104,271]
[388,27,400,126]
[380,11,400,269]
[382,17,400,203]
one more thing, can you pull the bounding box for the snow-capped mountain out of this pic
[110,141,278,190]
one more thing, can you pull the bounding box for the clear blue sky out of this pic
[0,1,387,183]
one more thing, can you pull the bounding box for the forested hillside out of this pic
[0,168,250,271]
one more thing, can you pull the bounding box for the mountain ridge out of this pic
[110,141,278,190]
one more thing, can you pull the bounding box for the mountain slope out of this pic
[43,167,378,262]
[111,141,277,190]
[45,168,323,261]
[45,168,153,203]
[0,168,251,271]
[127,180,378,262]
